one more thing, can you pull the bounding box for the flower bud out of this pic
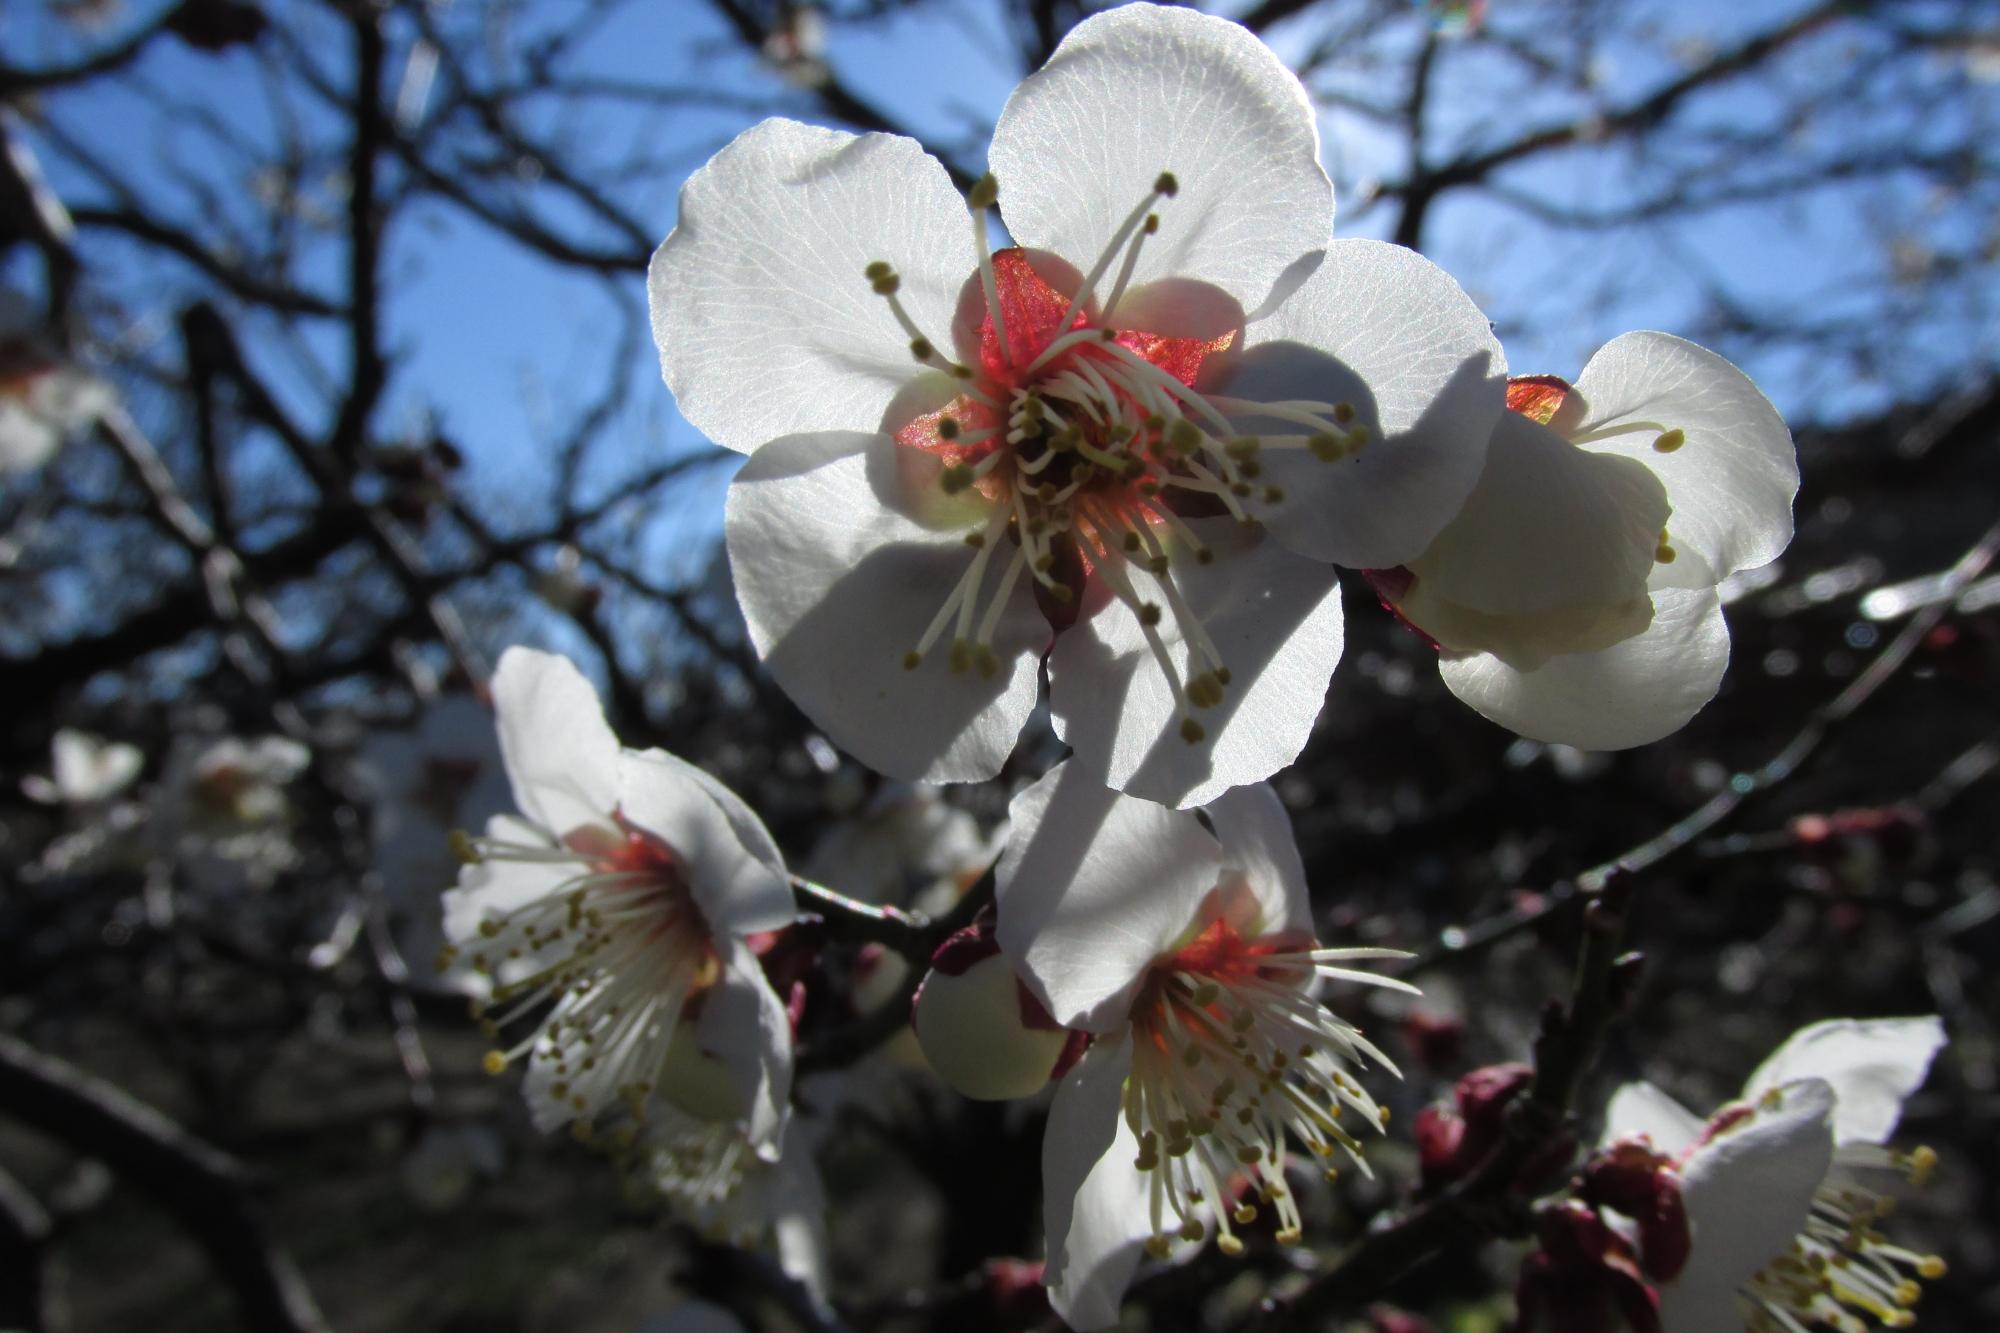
[913,915,1078,1101]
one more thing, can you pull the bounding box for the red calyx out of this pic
[1580,1139,1692,1282]
[1512,1200,1663,1333]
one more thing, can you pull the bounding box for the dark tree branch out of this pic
[0,1033,330,1333]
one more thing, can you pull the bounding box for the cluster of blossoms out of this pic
[436,7,1957,1333]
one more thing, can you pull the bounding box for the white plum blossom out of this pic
[1603,1017,1947,1332]
[1372,333,1796,750]
[176,733,311,825]
[444,647,797,1154]
[653,2,1502,807]
[992,762,1415,1328]
[0,287,110,476]
[21,728,143,806]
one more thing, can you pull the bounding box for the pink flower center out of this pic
[1112,907,1410,1259]
[867,172,1372,744]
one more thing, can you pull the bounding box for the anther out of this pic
[909,337,934,361]
[1179,716,1206,744]
[1216,1234,1244,1257]
[1140,603,1163,626]
[481,1050,508,1075]
[1653,428,1686,453]
[1187,673,1225,709]
[1262,485,1285,504]
[948,640,972,674]
[1154,171,1179,197]
[449,829,482,865]
[1167,419,1202,454]
[940,463,974,494]
[939,416,961,439]
[863,260,892,281]
[1143,213,1160,234]
[902,650,922,671]
[967,172,999,210]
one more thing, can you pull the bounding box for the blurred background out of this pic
[1,0,1996,1329]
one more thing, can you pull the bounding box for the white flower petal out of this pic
[1437,587,1730,750]
[697,934,796,1160]
[1230,238,1506,567]
[1664,1080,1834,1330]
[1049,518,1343,808]
[1572,331,1797,587]
[1741,1016,1944,1146]
[491,647,621,837]
[620,749,794,937]
[443,815,567,948]
[725,430,1049,784]
[1602,1080,1706,1156]
[1203,783,1310,936]
[988,3,1329,318]
[649,118,968,454]
[996,762,1228,1031]
[1409,410,1669,619]
[1043,1035,1150,1332]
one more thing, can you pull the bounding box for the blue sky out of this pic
[13,0,1996,598]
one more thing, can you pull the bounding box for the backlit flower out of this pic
[1373,333,1795,749]
[445,647,796,1153]
[1603,1016,1947,1332]
[654,3,1501,806]
[992,762,1414,1328]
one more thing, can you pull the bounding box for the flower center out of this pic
[1735,1135,1946,1333]
[450,816,719,1126]
[868,172,1372,744]
[1119,914,1411,1258]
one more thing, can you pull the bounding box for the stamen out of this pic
[967,173,1015,368]
[1034,176,1177,372]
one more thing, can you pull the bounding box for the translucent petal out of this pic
[1572,331,1797,587]
[1230,238,1506,567]
[989,3,1329,318]
[725,430,1049,784]
[996,761,1228,1031]
[650,119,967,454]
[1049,518,1343,808]
[1742,1016,1944,1146]
[1437,588,1729,750]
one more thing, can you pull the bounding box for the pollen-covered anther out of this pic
[1653,428,1686,453]
[1153,170,1179,197]
[1179,716,1206,744]
[866,261,900,296]
[967,171,1000,210]
[449,829,482,865]
[1655,529,1678,564]
[909,337,934,362]
[1186,672,1226,709]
